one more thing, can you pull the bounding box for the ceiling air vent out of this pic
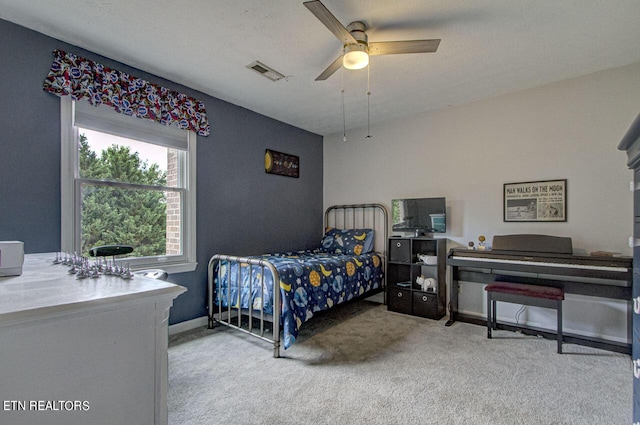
[246,61,285,82]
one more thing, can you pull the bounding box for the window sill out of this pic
[132,261,197,275]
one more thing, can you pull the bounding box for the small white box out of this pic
[423,255,438,265]
[417,254,438,265]
[0,241,25,277]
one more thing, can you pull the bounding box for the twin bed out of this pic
[207,204,388,357]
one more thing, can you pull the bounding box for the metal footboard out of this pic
[207,254,282,358]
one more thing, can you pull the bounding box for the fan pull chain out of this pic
[341,66,347,142]
[366,63,372,139]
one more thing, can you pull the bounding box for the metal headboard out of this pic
[324,203,389,299]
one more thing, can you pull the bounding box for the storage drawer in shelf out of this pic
[412,291,439,319]
[389,288,411,314]
[389,239,412,263]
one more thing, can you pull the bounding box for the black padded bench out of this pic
[485,281,564,354]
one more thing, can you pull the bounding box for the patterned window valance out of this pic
[43,49,211,136]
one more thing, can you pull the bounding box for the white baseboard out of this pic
[168,315,208,335]
[458,308,628,344]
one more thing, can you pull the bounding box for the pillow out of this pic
[320,228,374,255]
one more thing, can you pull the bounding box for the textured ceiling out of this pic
[1,0,640,136]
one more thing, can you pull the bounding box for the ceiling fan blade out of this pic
[315,55,344,81]
[368,39,441,56]
[304,0,357,45]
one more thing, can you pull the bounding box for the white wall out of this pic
[324,62,640,343]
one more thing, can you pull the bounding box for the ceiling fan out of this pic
[303,0,441,81]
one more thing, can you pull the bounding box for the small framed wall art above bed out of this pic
[264,149,299,178]
[207,203,388,357]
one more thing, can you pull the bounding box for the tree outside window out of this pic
[78,131,182,258]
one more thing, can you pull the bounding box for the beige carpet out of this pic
[168,300,631,425]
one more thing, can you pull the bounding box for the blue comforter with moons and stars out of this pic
[214,250,384,349]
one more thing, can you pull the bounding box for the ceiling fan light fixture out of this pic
[343,44,369,70]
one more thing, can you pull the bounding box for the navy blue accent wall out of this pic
[0,19,323,324]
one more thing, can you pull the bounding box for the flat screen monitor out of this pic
[391,197,446,233]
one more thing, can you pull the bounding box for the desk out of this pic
[0,253,186,425]
[447,248,632,353]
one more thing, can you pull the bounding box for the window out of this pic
[61,98,197,273]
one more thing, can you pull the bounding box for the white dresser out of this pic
[0,253,186,425]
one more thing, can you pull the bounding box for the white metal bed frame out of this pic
[207,203,388,358]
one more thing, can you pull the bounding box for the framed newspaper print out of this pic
[503,179,567,222]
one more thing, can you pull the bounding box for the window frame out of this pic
[60,97,197,273]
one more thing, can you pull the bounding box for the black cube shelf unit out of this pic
[387,237,446,319]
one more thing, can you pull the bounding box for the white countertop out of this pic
[0,253,187,324]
